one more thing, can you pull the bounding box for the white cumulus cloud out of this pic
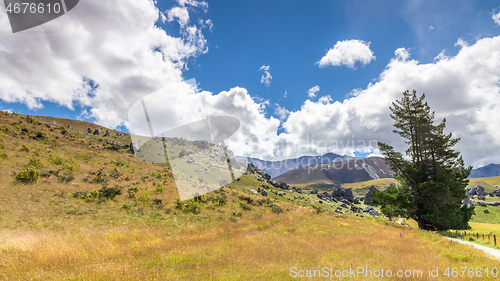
[318,39,375,68]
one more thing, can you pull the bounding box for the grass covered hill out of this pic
[0,111,499,280]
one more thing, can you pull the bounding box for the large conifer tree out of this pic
[375,90,474,231]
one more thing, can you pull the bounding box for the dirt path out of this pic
[446,237,500,260]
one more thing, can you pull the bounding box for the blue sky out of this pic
[1,0,500,166]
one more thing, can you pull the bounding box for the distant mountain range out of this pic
[469,163,500,178]
[273,156,393,184]
[240,153,500,184]
[238,153,353,178]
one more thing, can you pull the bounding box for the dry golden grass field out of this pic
[0,112,499,280]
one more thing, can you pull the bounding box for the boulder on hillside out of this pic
[462,196,474,208]
[342,188,354,202]
[364,185,379,205]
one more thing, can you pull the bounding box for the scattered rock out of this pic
[463,196,474,208]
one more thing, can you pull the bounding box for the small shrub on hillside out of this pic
[175,198,201,214]
[151,171,163,179]
[98,185,122,200]
[270,204,283,214]
[256,198,271,206]
[86,190,99,201]
[312,205,324,214]
[57,173,75,183]
[48,154,64,165]
[152,198,164,208]
[127,186,139,198]
[91,168,107,183]
[109,168,121,179]
[208,195,227,206]
[111,159,129,167]
[73,191,88,199]
[15,167,40,183]
[28,157,44,168]
[240,203,251,211]
[154,182,165,193]
[21,144,30,152]
[238,195,253,205]
[0,151,8,159]
[30,131,47,141]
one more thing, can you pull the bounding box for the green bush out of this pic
[91,168,107,183]
[98,185,122,200]
[28,157,44,168]
[109,168,121,179]
[154,182,165,193]
[21,144,30,152]
[57,173,75,183]
[48,154,63,165]
[270,204,283,214]
[175,198,201,214]
[15,167,40,183]
[240,202,251,211]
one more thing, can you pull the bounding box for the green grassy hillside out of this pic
[0,111,499,280]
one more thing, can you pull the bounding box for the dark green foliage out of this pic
[30,131,47,141]
[270,204,283,214]
[175,198,201,214]
[256,198,271,206]
[15,167,40,183]
[240,202,251,211]
[91,168,107,183]
[376,90,473,231]
[98,185,122,200]
[208,194,227,206]
[73,191,87,199]
[238,195,253,205]
[109,168,121,179]
[57,173,75,183]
